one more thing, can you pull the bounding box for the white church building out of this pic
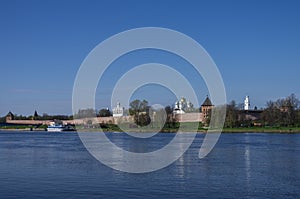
[112,102,125,117]
[244,96,250,110]
[173,97,194,114]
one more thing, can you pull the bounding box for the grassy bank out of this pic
[0,124,47,131]
[1,122,300,133]
[75,122,300,133]
[222,126,300,133]
[0,125,31,130]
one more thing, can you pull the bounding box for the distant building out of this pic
[6,111,14,121]
[200,96,214,120]
[239,110,262,121]
[244,96,250,110]
[173,97,186,114]
[173,97,194,114]
[112,102,125,117]
[239,96,264,126]
[186,100,194,112]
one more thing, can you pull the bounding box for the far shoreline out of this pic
[1,127,300,134]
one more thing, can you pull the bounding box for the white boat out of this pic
[47,121,75,132]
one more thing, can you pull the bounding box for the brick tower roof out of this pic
[201,96,213,106]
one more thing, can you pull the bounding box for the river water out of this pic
[0,131,299,199]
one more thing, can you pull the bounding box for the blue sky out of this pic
[0,0,299,116]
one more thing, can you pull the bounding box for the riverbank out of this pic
[1,123,300,133]
[81,123,300,133]
[221,127,300,133]
[71,125,300,133]
[0,128,46,132]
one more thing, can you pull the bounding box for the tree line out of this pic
[224,94,300,128]
[2,94,299,128]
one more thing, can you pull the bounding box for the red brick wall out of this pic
[174,113,203,122]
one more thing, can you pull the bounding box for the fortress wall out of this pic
[63,119,85,125]
[63,117,114,125]
[175,113,203,123]
[6,120,52,125]
[65,116,134,125]
[6,114,203,126]
[96,117,115,124]
[113,116,134,124]
[6,117,128,126]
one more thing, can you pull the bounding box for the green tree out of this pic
[164,106,173,128]
[262,94,299,127]
[282,93,299,126]
[225,100,239,128]
[165,106,173,115]
[129,99,148,115]
[209,104,227,129]
[0,116,6,123]
[262,100,281,126]
[129,99,151,126]
[151,108,167,128]
[98,109,112,117]
[75,108,96,119]
[297,109,300,127]
[134,114,151,127]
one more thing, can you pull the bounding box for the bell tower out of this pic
[244,96,250,110]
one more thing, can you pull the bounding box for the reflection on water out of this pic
[244,134,251,193]
[0,132,299,199]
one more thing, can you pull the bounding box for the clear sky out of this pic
[0,0,299,116]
